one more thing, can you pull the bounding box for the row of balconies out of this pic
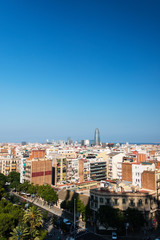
[91,199,153,211]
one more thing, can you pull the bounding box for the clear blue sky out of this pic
[0,0,160,143]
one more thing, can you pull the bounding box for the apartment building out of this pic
[20,149,52,185]
[122,162,132,182]
[66,158,79,182]
[90,187,158,221]
[0,146,21,175]
[0,156,21,176]
[78,156,107,182]
[21,158,52,185]
[142,169,160,195]
[28,149,46,160]
[132,162,155,188]
[108,152,125,180]
[52,156,67,185]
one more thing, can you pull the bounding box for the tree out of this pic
[23,206,42,239]
[37,185,58,204]
[85,203,91,222]
[51,215,58,225]
[97,205,124,230]
[42,211,48,221]
[0,213,15,239]
[7,172,20,189]
[76,196,85,220]
[0,174,7,188]
[0,188,4,200]
[125,208,145,231]
[16,181,30,193]
[61,196,86,220]
[9,224,29,240]
[28,184,37,195]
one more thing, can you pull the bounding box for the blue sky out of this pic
[0,0,160,143]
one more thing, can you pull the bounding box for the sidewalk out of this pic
[12,192,85,229]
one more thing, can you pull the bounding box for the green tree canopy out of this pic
[23,206,42,239]
[97,205,124,230]
[125,207,145,231]
[0,174,7,188]
[37,184,58,204]
[7,172,20,189]
[0,188,4,200]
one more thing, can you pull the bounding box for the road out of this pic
[11,192,85,229]
[11,192,159,240]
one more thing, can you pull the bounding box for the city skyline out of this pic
[0,1,160,143]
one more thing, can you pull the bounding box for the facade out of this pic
[0,157,21,175]
[122,162,132,182]
[21,159,52,185]
[132,162,155,188]
[20,149,52,185]
[52,157,67,185]
[28,150,46,160]
[90,161,107,181]
[81,140,90,146]
[90,188,158,221]
[20,158,27,183]
[79,159,84,182]
[142,169,160,192]
[108,152,125,180]
[94,128,100,146]
[0,146,21,175]
[66,158,79,182]
[78,157,107,182]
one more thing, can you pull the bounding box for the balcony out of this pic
[129,202,135,207]
[11,167,16,170]
[113,202,119,206]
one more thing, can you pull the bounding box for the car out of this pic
[112,232,117,240]
[63,218,71,225]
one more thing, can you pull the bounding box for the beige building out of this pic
[52,156,67,185]
[22,159,52,185]
[0,157,21,175]
[90,187,158,221]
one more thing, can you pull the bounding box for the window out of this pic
[122,198,126,204]
[114,199,118,205]
[95,196,98,202]
[138,199,143,206]
[130,199,135,206]
[145,198,148,204]
[100,198,103,203]
[106,198,110,204]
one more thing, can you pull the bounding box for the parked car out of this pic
[112,232,117,240]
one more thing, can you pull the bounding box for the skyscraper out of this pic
[94,128,100,145]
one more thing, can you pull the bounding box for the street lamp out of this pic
[125,213,129,240]
[125,222,129,239]
[74,198,76,240]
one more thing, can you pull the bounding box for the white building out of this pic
[108,152,125,180]
[20,158,27,183]
[132,162,155,188]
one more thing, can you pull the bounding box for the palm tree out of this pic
[9,224,29,240]
[23,206,42,239]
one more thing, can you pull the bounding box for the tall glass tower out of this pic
[94,128,100,145]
